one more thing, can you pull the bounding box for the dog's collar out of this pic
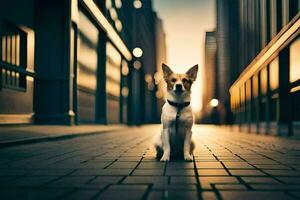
[167,100,190,109]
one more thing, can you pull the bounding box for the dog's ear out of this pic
[162,63,173,81]
[186,64,198,81]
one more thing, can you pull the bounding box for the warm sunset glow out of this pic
[153,0,215,115]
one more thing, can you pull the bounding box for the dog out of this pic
[154,63,198,162]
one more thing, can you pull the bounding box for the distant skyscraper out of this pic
[214,0,239,123]
[201,31,217,123]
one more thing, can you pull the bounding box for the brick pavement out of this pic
[0,125,300,199]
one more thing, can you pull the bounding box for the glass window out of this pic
[260,67,268,95]
[77,11,99,90]
[269,57,279,90]
[106,42,121,123]
[290,37,300,83]
[106,42,121,97]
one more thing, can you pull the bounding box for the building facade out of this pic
[201,31,218,123]
[0,0,165,125]
[225,0,300,136]
[153,12,167,121]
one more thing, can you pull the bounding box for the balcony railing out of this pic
[0,19,34,91]
[229,12,300,135]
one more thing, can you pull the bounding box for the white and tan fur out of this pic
[154,64,198,162]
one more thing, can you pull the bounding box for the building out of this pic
[0,0,165,125]
[201,31,218,123]
[221,0,300,136]
[131,0,159,124]
[216,0,240,109]
[153,12,167,121]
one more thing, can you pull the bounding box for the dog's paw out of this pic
[160,155,170,162]
[184,153,193,161]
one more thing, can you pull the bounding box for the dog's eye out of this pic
[171,78,177,83]
[182,78,188,82]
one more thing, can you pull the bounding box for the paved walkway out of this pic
[1,125,300,200]
[0,125,125,146]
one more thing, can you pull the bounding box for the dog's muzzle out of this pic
[174,84,183,93]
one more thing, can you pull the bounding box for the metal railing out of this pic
[0,19,34,91]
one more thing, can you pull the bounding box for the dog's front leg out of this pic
[160,128,170,162]
[184,129,193,161]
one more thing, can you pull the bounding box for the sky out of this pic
[152,0,216,113]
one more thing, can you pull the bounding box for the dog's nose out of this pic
[175,84,183,90]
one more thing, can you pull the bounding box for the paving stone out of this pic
[147,191,164,200]
[108,161,139,169]
[72,169,132,176]
[29,169,74,176]
[196,161,223,169]
[220,191,295,200]
[250,183,300,190]
[132,169,164,176]
[167,162,195,169]
[5,176,59,187]
[198,169,229,176]
[163,190,199,200]
[137,162,165,169]
[276,176,300,184]
[166,169,195,176]
[247,159,279,165]
[46,176,95,188]
[22,188,72,200]
[152,184,198,190]
[214,183,247,190]
[263,170,300,176]
[241,177,280,184]
[199,177,240,189]
[253,164,291,170]
[117,157,142,161]
[2,125,300,199]
[123,176,168,185]
[229,169,266,176]
[99,185,147,200]
[201,192,218,200]
[222,162,254,169]
[63,189,100,200]
[170,176,197,184]
[216,157,243,161]
[89,176,124,184]
[100,190,146,200]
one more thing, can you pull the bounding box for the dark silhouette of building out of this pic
[215,0,300,135]
[201,31,218,124]
[153,12,167,122]
[0,0,166,125]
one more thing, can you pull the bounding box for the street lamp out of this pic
[132,47,143,58]
[210,99,219,107]
[133,0,142,9]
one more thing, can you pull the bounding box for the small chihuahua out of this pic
[154,63,198,161]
